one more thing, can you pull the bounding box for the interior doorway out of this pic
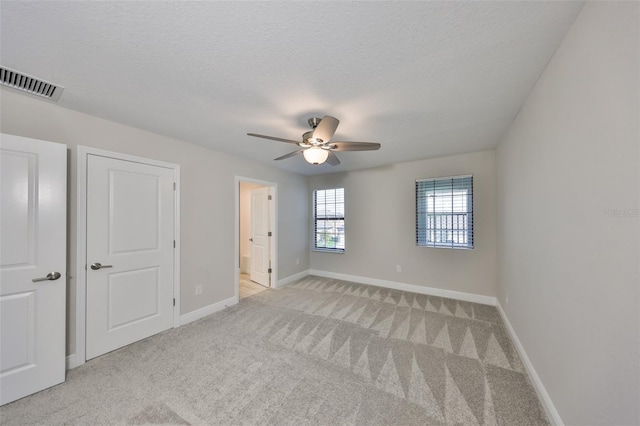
[236,178,276,300]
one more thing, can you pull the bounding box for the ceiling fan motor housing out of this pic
[303,117,330,146]
[301,130,317,147]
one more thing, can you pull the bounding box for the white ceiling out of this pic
[1,1,584,175]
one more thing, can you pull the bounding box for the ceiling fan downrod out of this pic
[307,117,322,129]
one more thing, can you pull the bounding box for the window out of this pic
[313,188,345,252]
[416,175,473,249]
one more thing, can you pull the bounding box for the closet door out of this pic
[0,133,67,405]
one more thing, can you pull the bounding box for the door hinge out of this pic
[268,231,272,237]
[173,182,176,190]
[268,268,272,274]
[268,195,272,200]
[173,298,176,307]
[173,240,176,248]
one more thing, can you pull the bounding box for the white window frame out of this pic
[416,175,473,249]
[313,188,345,253]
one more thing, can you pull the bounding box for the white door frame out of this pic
[75,146,180,367]
[235,176,277,301]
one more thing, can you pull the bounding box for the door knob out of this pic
[90,263,113,270]
[32,272,62,283]
[249,238,253,242]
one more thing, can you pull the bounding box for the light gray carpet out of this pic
[0,276,548,425]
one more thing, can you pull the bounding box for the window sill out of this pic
[312,248,345,254]
[417,244,474,250]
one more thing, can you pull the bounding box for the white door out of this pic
[250,187,270,287]
[86,155,174,360]
[0,134,66,405]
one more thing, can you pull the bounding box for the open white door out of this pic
[85,154,175,360]
[0,134,66,405]
[250,187,270,287]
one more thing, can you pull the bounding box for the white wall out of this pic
[309,150,497,299]
[0,89,310,356]
[496,2,639,425]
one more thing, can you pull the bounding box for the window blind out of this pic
[313,188,345,252]
[416,175,473,249]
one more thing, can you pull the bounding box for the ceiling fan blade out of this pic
[326,151,341,166]
[247,133,300,144]
[312,116,339,143]
[329,141,381,151]
[274,150,303,161]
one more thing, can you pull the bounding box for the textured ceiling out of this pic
[0,1,584,175]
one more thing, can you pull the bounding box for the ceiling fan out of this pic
[247,115,381,165]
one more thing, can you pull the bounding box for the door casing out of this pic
[235,176,277,301]
[75,146,180,367]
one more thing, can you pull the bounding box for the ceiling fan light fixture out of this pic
[247,114,380,167]
[303,147,329,165]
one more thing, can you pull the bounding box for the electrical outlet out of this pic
[396,264,402,272]
[195,285,203,295]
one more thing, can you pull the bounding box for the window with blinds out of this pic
[416,175,473,249]
[313,188,345,252]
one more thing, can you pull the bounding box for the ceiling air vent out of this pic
[0,66,64,102]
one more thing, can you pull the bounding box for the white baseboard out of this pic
[179,295,238,326]
[65,296,239,370]
[308,269,496,306]
[66,354,81,370]
[276,269,311,288]
[496,301,563,425]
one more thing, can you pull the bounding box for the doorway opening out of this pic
[236,178,276,300]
